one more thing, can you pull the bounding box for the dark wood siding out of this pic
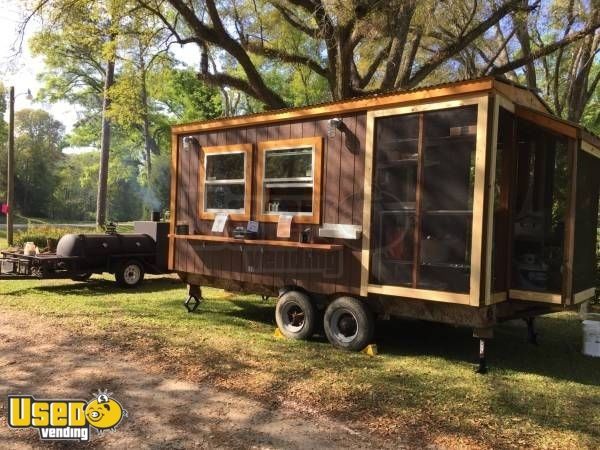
[174,112,367,295]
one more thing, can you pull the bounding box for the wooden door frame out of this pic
[360,94,490,306]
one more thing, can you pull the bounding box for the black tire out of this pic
[71,272,92,282]
[324,297,374,351]
[115,260,145,288]
[275,290,317,340]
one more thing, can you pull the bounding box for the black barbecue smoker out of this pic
[0,219,170,287]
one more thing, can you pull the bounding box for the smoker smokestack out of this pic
[151,211,161,222]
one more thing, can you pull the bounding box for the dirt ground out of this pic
[0,310,398,449]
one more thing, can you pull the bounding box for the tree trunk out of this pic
[140,69,152,178]
[95,58,115,228]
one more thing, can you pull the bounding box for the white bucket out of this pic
[24,242,37,256]
[582,317,600,358]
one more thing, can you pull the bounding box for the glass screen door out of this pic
[369,105,478,293]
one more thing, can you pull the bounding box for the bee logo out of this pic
[84,390,127,433]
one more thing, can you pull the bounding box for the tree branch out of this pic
[244,41,328,77]
[158,0,287,108]
[490,22,600,76]
[271,3,319,38]
[407,0,526,88]
[358,40,392,89]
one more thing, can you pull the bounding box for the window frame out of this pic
[199,143,253,221]
[256,137,323,224]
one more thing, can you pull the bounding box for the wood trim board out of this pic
[573,288,596,304]
[470,95,491,306]
[255,137,323,224]
[484,95,500,305]
[492,82,549,113]
[198,143,253,221]
[168,133,179,270]
[412,114,425,287]
[509,289,562,304]
[562,139,577,305]
[514,105,578,139]
[491,291,507,304]
[171,234,342,251]
[581,140,600,159]
[367,284,471,305]
[360,111,375,297]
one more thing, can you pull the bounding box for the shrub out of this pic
[14,225,96,249]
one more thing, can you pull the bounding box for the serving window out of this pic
[256,137,322,224]
[199,144,253,220]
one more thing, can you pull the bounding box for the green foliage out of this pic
[26,0,224,223]
[14,225,94,248]
[13,109,65,217]
[50,152,99,221]
[153,67,223,122]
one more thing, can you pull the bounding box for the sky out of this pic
[0,0,80,133]
[0,0,200,153]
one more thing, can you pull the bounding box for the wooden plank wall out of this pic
[174,112,367,296]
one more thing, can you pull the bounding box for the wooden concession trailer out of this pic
[169,77,599,362]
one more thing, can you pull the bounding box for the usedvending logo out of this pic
[7,389,127,442]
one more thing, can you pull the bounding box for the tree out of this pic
[13,109,65,217]
[482,0,600,123]
[136,0,600,111]
[0,83,8,201]
[27,0,126,226]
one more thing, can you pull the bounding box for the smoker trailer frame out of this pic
[169,77,599,363]
[0,221,170,287]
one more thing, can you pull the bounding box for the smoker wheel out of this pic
[115,260,145,288]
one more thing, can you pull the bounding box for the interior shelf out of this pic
[423,210,473,215]
[421,262,470,270]
[381,259,413,265]
[425,134,476,145]
[378,209,416,214]
[171,234,343,251]
[377,159,439,169]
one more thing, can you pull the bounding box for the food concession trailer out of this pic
[168,77,599,364]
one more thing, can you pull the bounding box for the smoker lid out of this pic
[56,234,85,257]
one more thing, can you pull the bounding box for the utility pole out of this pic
[7,86,14,246]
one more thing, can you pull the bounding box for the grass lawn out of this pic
[0,275,598,448]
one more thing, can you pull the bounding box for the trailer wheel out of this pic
[115,260,145,288]
[275,290,316,340]
[324,297,374,351]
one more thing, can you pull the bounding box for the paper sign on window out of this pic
[276,214,293,238]
[212,213,228,233]
[247,220,259,233]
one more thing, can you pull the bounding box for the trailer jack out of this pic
[525,317,538,345]
[184,285,202,313]
[473,327,493,374]
[476,339,488,374]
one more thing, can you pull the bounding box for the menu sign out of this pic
[276,214,293,238]
[211,213,228,233]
